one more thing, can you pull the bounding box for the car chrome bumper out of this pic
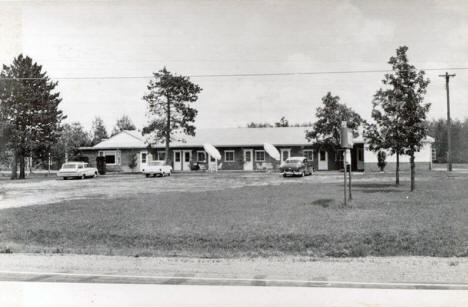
[57,172,79,177]
[282,171,302,175]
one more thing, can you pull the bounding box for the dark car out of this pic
[279,157,313,177]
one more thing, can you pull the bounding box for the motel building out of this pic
[79,127,434,173]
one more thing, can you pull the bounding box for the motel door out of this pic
[140,151,148,172]
[280,149,290,162]
[357,147,364,170]
[182,150,192,171]
[318,150,328,170]
[173,150,182,171]
[208,155,218,171]
[243,149,253,171]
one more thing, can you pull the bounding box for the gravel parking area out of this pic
[0,171,357,209]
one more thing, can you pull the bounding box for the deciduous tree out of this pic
[275,116,289,127]
[365,46,430,191]
[306,92,363,150]
[50,122,92,167]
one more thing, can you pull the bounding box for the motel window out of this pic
[244,151,251,162]
[303,150,314,161]
[156,151,166,161]
[320,150,327,161]
[141,153,147,164]
[197,151,206,162]
[99,151,120,165]
[224,150,235,162]
[255,150,265,162]
[184,151,191,162]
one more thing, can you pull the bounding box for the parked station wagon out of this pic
[142,161,173,177]
[279,157,313,177]
[57,162,98,180]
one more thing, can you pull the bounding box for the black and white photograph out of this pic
[0,0,467,306]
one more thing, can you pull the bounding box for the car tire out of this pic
[301,171,305,177]
[63,177,68,180]
[145,174,150,178]
[93,172,97,178]
[283,173,287,177]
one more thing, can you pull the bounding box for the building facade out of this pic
[79,128,433,173]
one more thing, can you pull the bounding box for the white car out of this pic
[142,161,172,177]
[57,162,98,180]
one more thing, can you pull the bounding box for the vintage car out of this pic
[142,161,173,177]
[279,157,313,177]
[57,162,98,180]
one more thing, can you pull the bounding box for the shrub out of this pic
[128,153,138,171]
[96,156,106,175]
[377,151,387,171]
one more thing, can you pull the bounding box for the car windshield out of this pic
[149,161,164,166]
[61,163,77,169]
[285,159,301,164]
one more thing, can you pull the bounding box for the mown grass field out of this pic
[0,171,467,258]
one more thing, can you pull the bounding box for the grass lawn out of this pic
[0,172,467,258]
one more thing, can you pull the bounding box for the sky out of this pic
[1,0,467,132]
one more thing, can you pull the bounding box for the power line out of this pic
[0,67,467,80]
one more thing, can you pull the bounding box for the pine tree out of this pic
[91,117,108,145]
[111,114,136,136]
[0,55,65,179]
[142,67,202,163]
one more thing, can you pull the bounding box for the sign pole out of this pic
[348,149,352,200]
[48,152,51,176]
[343,153,347,206]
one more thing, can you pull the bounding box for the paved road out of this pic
[1,281,467,307]
[1,270,467,290]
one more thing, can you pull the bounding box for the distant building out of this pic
[79,127,433,173]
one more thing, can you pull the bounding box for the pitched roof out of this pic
[83,126,441,150]
[87,130,146,149]
[153,127,315,148]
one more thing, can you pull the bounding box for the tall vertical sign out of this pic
[340,122,353,206]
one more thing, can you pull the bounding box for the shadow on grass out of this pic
[310,199,335,208]
[351,183,400,188]
[357,189,402,193]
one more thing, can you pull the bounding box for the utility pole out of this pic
[439,72,456,171]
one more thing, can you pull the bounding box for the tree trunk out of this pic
[410,152,415,192]
[165,98,171,165]
[10,150,18,180]
[395,152,400,186]
[19,153,25,179]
